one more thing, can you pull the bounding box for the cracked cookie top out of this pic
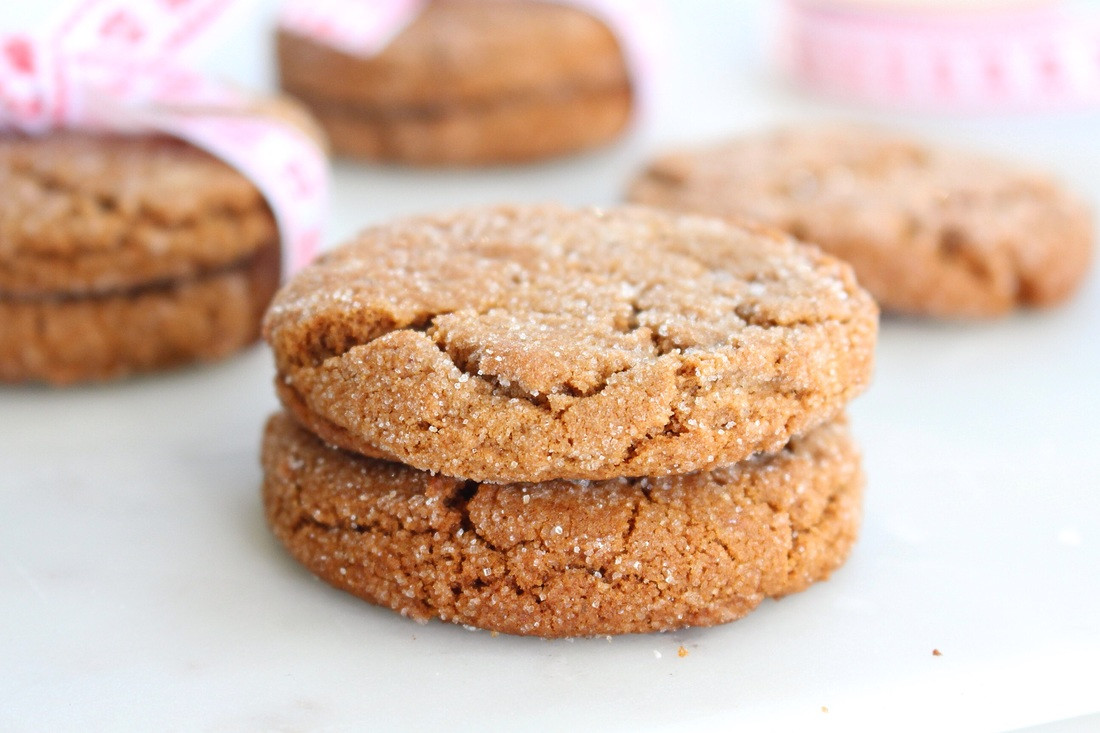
[0,133,277,298]
[264,204,878,483]
[628,126,1094,317]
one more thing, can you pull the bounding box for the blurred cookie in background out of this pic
[276,0,645,165]
[629,126,1094,318]
[0,1,330,386]
[0,134,282,384]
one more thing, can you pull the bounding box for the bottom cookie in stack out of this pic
[262,411,862,637]
[1,243,279,384]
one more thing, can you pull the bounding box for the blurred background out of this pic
[188,0,1100,246]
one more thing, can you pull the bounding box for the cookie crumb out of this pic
[821,706,829,713]
[932,648,942,657]
[677,645,689,658]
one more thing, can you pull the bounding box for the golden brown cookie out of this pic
[628,126,1094,318]
[0,242,278,384]
[264,204,878,483]
[262,411,863,637]
[0,134,277,297]
[0,133,280,384]
[276,0,634,165]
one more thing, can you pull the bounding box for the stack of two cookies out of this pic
[260,205,878,637]
[0,135,281,384]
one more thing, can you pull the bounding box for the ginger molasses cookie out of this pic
[0,133,279,384]
[264,204,877,483]
[277,0,636,165]
[262,411,863,637]
[628,126,1094,318]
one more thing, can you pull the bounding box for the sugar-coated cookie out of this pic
[264,204,877,483]
[0,133,280,384]
[262,411,863,637]
[277,0,634,165]
[629,126,1094,317]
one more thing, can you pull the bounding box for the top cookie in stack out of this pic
[0,134,281,384]
[264,204,877,483]
[276,0,635,165]
[260,204,878,636]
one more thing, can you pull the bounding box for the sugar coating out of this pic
[276,0,632,164]
[262,411,863,637]
[265,204,878,483]
[0,133,276,297]
[629,126,1094,317]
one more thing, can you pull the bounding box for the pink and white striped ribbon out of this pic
[278,0,662,115]
[0,0,328,276]
[782,0,1100,112]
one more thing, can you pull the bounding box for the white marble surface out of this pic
[3,2,1100,731]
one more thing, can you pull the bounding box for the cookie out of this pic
[262,410,863,637]
[628,126,1094,317]
[0,133,280,384]
[0,243,277,384]
[264,204,877,483]
[276,0,633,164]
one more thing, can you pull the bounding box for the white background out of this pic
[2,2,1099,731]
